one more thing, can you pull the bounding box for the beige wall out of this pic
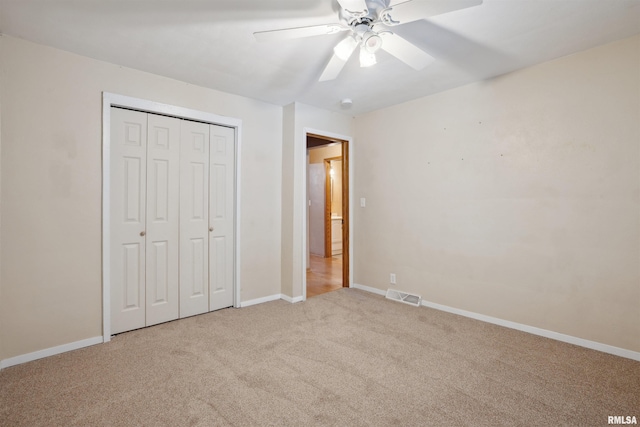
[0,36,283,360]
[281,103,354,299]
[354,35,640,352]
[330,160,343,218]
[308,144,341,164]
[308,145,343,217]
[0,40,3,360]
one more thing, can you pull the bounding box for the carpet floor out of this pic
[1,288,638,426]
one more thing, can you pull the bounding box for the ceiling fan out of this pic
[254,0,483,81]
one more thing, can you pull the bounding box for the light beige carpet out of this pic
[1,289,638,426]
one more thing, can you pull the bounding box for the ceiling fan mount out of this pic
[339,0,389,24]
[254,0,483,81]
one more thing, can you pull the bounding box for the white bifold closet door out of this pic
[110,107,235,335]
[146,114,181,326]
[209,125,235,311]
[179,120,210,318]
[110,108,148,334]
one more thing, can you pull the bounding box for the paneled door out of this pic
[179,120,211,318]
[145,114,180,326]
[209,125,235,311]
[110,108,148,334]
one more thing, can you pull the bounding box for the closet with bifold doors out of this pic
[110,107,235,335]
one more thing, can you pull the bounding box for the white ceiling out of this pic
[1,0,639,115]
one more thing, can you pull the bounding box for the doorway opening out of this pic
[306,133,349,298]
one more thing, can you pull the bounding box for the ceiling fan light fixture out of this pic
[334,35,358,61]
[362,31,383,53]
[257,0,481,83]
[359,47,377,67]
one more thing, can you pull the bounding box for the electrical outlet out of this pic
[390,273,396,285]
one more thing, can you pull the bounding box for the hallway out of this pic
[307,255,343,298]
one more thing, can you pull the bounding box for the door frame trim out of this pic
[101,92,243,343]
[302,129,353,300]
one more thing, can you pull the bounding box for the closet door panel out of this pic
[209,125,235,311]
[146,114,181,326]
[110,108,147,334]
[180,120,210,318]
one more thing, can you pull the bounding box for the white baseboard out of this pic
[0,336,103,370]
[240,293,304,308]
[353,283,640,362]
[4,294,305,368]
[353,283,386,296]
[10,285,634,369]
[280,294,304,304]
[240,294,282,307]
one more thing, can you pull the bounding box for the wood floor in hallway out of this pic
[307,254,343,298]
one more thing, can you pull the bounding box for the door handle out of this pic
[140,231,146,237]
[209,227,214,232]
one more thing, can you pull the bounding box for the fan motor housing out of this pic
[340,0,390,26]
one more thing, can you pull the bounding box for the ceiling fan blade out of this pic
[380,32,434,70]
[254,23,348,42]
[319,36,358,81]
[336,0,369,15]
[319,54,348,81]
[386,0,483,24]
